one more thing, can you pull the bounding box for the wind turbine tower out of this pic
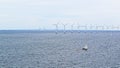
[53,23,59,34]
[62,24,67,34]
[71,24,74,33]
[77,23,80,33]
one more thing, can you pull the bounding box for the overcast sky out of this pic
[0,0,120,30]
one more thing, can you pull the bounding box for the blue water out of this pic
[0,30,120,68]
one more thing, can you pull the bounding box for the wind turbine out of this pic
[105,25,110,31]
[62,23,67,34]
[89,24,93,30]
[116,26,120,31]
[84,25,88,31]
[110,25,114,36]
[101,26,105,31]
[96,25,99,30]
[77,23,80,33]
[95,25,104,31]
[53,23,59,34]
[117,26,120,32]
[71,24,74,33]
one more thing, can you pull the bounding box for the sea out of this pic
[0,30,120,68]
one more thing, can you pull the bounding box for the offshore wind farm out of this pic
[45,23,120,34]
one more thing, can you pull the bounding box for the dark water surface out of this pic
[0,30,120,68]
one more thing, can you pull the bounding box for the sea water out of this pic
[0,30,120,68]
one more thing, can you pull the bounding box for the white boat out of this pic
[82,45,88,51]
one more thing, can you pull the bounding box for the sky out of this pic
[0,0,120,30]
